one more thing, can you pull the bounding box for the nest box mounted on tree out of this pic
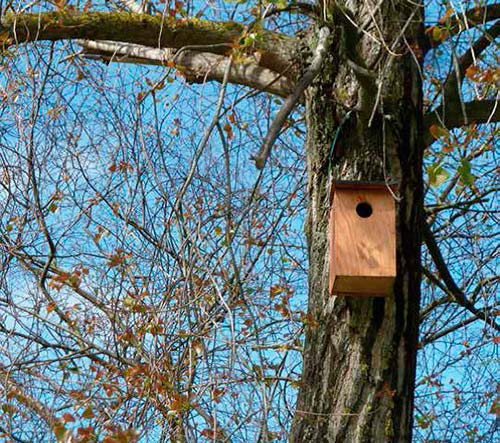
[329,181,397,297]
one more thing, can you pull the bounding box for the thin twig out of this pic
[173,56,233,211]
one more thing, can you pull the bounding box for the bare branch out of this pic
[423,222,500,332]
[252,26,330,169]
[420,302,500,346]
[0,11,296,76]
[420,267,453,320]
[0,367,68,439]
[78,40,293,97]
[424,3,500,49]
[420,269,499,320]
[173,57,233,210]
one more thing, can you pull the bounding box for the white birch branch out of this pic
[78,40,293,97]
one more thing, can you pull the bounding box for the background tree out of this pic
[0,0,498,442]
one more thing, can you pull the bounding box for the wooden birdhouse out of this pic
[329,181,396,297]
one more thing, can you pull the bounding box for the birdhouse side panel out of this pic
[328,203,336,294]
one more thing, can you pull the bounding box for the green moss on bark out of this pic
[1,11,295,74]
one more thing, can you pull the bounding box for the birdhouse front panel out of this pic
[329,183,396,296]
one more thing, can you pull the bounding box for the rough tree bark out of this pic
[290,1,424,441]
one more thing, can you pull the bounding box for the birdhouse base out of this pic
[331,275,395,297]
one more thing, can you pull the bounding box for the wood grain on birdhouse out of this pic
[329,181,396,296]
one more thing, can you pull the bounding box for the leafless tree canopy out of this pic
[0,1,498,441]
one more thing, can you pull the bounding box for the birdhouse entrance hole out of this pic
[356,202,373,218]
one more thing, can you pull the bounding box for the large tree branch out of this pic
[423,98,500,145]
[441,20,500,109]
[424,20,500,144]
[78,40,293,97]
[423,222,500,332]
[0,11,296,76]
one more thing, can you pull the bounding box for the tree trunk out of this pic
[290,1,424,441]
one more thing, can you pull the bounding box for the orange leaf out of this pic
[490,400,500,416]
[201,428,224,439]
[465,65,480,80]
[62,412,75,423]
[170,393,190,412]
[438,8,454,24]
[429,26,449,43]
[223,122,233,140]
[0,30,12,45]
[81,406,95,419]
[118,161,133,173]
[270,284,285,298]
[107,250,129,268]
[77,427,94,438]
[442,143,454,153]
[211,388,225,403]
[55,0,67,9]
[429,124,449,140]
